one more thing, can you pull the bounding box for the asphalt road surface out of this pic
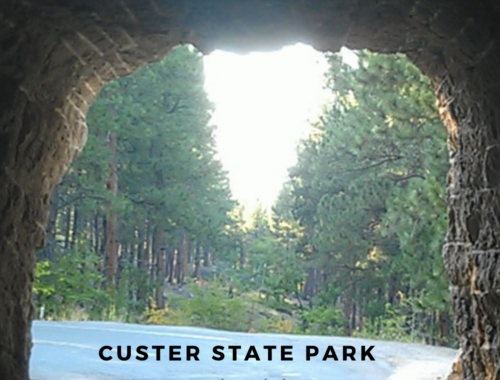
[30,321,456,380]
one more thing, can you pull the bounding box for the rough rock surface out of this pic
[447,350,464,380]
[1,1,500,379]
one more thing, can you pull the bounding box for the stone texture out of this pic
[0,0,500,379]
[447,349,464,380]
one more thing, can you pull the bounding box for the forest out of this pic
[35,45,454,347]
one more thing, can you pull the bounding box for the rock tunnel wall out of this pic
[1,1,500,379]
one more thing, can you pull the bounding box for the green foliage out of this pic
[84,44,234,241]
[142,51,452,344]
[34,244,109,320]
[353,304,411,342]
[279,50,453,344]
[145,283,249,331]
[173,284,248,331]
[144,282,303,335]
[299,305,345,335]
[33,261,55,297]
[38,45,235,320]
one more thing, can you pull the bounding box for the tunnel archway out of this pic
[1,1,500,379]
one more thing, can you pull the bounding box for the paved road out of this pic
[30,321,455,380]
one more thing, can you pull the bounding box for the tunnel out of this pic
[1,1,500,379]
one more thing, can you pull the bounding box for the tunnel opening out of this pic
[31,42,455,378]
[1,1,500,380]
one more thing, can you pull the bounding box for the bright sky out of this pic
[203,43,331,209]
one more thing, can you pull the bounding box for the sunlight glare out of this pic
[204,43,331,209]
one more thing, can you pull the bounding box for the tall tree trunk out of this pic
[137,226,148,304]
[387,273,398,306]
[343,281,354,336]
[70,206,80,249]
[358,297,364,332]
[129,239,138,305]
[187,237,192,265]
[154,225,166,308]
[63,207,71,249]
[303,267,318,299]
[182,233,189,285]
[175,230,184,284]
[105,132,118,290]
[350,283,357,333]
[40,185,59,261]
[167,241,175,284]
[239,237,246,269]
[93,215,100,253]
[203,241,211,267]
[193,242,202,280]
[438,310,451,346]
